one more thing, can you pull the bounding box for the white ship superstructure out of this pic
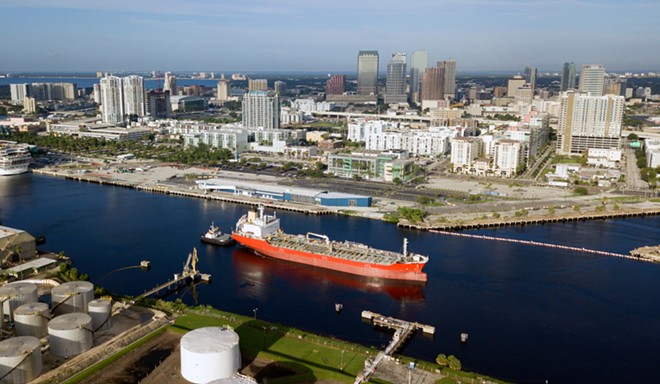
[0,141,31,175]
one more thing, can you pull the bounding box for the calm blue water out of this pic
[1,174,659,384]
[0,77,221,90]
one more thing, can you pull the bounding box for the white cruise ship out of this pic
[0,141,31,175]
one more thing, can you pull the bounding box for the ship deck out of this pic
[266,233,421,266]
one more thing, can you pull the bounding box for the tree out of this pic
[435,354,448,367]
[447,355,462,371]
[627,133,639,140]
[574,187,588,196]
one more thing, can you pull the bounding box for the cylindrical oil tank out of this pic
[47,313,93,358]
[0,283,38,322]
[50,281,94,316]
[87,299,112,332]
[0,336,42,383]
[180,327,241,384]
[14,302,50,338]
[206,376,258,384]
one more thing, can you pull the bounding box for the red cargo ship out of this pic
[232,206,428,282]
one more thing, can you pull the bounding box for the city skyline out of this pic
[1,0,659,73]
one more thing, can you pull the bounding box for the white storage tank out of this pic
[50,281,94,315]
[0,336,42,383]
[206,376,258,384]
[47,313,93,358]
[0,282,38,322]
[87,299,112,332]
[14,302,50,338]
[180,327,241,384]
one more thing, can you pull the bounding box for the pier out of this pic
[355,311,434,384]
[32,169,333,215]
[431,230,655,263]
[133,248,210,302]
[399,207,660,231]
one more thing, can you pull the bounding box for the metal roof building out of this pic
[196,178,371,207]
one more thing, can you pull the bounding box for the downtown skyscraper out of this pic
[410,50,429,103]
[437,59,457,99]
[560,62,577,91]
[578,64,605,96]
[385,52,407,104]
[357,51,379,96]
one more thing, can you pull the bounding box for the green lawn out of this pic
[173,309,391,383]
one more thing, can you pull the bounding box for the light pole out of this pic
[253,307,258,320]
[340,350,344,371]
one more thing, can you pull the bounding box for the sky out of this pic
[1,0,659,74]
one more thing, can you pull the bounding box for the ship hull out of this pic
[233,232,427,282]
[200,234,235,246]
[0,165,29,176]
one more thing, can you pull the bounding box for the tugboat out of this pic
[200,222,235,246]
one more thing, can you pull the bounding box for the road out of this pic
[624,147,648,190]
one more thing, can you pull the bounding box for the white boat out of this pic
[0,141,31,176]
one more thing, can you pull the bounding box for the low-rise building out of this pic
[646,139,660,167]
[587,148,621,168]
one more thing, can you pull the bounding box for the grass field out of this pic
[173,308,392,384]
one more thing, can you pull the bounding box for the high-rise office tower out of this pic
[164,72,178,96]
[146,90,171,119]
[100,76,124,124]
[560,62,576,91]
[557,91,623,155]
[437,59,457,99]
[385,52,407,104]
[421,66,445,101]
[524,66,537,91]
[410,50,429,103]
[274,81,286,95]
[578,64,605,96]
[242,91,280,129]
[357,51,379,96]
[122,75,145,117]
[216,76,230,101]
[10,84,30,105]
[326,75,346,95]
[507,76,526,98]
[248,79,268,91]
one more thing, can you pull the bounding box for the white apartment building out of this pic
[365,127,458,157]
[242,91,280,129]
[280,107,304,125]
[347,119,395,142]
[100,76,124,124]
[10,84,30,105]
[291,99,334,114]
[493,140,523,177]
[450,137,481,173]
[557,91,624,155]
[122,75,146,117]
